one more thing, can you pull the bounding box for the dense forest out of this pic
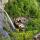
[0,0,40,40]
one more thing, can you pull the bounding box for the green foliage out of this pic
[25,18,40,31]
[9,30,38,40]
[5,0,40,31]
[0,30,38,40]
[4,0,40,40]
[4,0,40,31]
[5,0,40,18]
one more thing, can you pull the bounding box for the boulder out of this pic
[14,17,28,31]
[33,33,40,40]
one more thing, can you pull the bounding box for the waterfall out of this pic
[0,0,16,32]
[0,0,16,38]
[3,10,16,31]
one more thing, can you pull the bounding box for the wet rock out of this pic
[14,17,28,31]
[2,31,9,38]
[33,33,40,40]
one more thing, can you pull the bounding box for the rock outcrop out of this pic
[14,17,28,31]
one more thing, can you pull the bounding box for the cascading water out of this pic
[0,0,16,38]
[3,10,16,31]
[0,1,9,37]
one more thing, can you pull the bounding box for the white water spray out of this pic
[3,10,16,30]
